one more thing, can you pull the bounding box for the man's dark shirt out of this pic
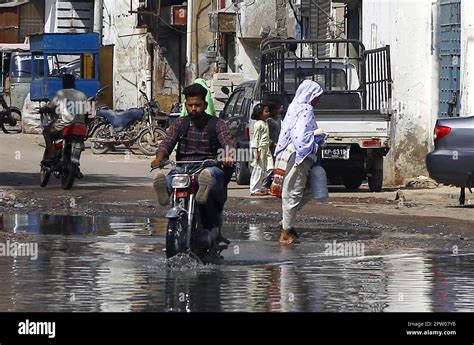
[157,113,234,161]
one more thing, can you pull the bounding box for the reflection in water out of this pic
[1,213,474,312]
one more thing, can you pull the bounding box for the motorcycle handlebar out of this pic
[150,159,222,172]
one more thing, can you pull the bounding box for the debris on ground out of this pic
[404,175,438,189]
[0,190,17,207]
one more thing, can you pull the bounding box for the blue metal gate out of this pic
[438,0,461,117]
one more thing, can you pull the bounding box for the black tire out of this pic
[368,169,384,192]
[40,166,51,187]
[1,108,22,134]
[60,146,77,190]
[90,124,113,154]
[137,127,166,156]
[343,176,363,191]
[166,217,188,259]
[235,161,251,185]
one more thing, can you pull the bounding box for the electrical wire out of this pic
[288,0,302,26]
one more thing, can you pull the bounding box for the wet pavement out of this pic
[1,213,474,312]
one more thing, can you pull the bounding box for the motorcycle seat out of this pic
[96,108,145,132]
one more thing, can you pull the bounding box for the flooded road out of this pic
[1,213,474,312]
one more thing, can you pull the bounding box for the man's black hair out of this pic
[62,74,75,89]
[286,37,297,53]
[183,83,208,101]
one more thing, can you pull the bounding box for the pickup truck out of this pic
[221,39,392,192]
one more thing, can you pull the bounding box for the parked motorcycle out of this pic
[0,94,22,134]
[85,85,109,135]
[39,107,88,190]
[153,159,231,264]
[88,90,167,155]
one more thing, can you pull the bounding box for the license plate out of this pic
[322,146,350,160]
[176,192,189,198]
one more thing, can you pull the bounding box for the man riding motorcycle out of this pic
[151,83,235,247]
[41,74,88,168]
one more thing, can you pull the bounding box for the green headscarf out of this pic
[180,78,216,116]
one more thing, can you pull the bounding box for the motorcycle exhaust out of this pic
[89,138,115,144]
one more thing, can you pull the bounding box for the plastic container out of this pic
[309,163,329,202]
[269,168,285,198]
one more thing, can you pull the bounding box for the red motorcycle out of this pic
[39,107,88,190]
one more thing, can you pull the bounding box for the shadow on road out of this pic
[0,172,151,188]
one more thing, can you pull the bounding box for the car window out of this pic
[221,90,241,119]
[241,98,250,120]
[232,91,246,117]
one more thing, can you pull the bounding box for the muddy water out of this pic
[1,213,474,312]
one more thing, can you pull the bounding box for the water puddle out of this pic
[1,213,474,312]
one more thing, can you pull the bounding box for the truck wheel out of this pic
[343,176,363,191]
[235,161,251,185]
[368,169,384,192]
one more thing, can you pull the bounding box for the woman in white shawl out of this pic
[275,80,324,244]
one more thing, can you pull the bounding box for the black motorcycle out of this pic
[153,159,231,264]
[39,107,88,190]
[0,94,22,134]
[88,90,167,156]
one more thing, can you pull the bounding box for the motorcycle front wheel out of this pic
[39,150,51,187]
[90,124,113,154]
[137,127,166,156]
[166,216,188,259]
[1,108,22,134]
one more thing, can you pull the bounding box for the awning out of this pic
[0,0,30,8]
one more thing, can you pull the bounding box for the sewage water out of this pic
[0,213,473,312]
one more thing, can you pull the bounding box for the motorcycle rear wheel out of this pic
[61,160,78,190]
[137,127,166,156]
[166,217,188,259]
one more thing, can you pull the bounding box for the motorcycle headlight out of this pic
[171,175,190,189]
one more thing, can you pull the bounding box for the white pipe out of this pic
[186,0,193,67]
[460,0,474,116]
[93,0,103,42]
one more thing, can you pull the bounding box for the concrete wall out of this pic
[194,0,215,80]
[102,0,151,110]
[362,0,439,185]
[234,1,297,80]
[460,0,474,117]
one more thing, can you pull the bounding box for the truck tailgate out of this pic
[316,111,391,138]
